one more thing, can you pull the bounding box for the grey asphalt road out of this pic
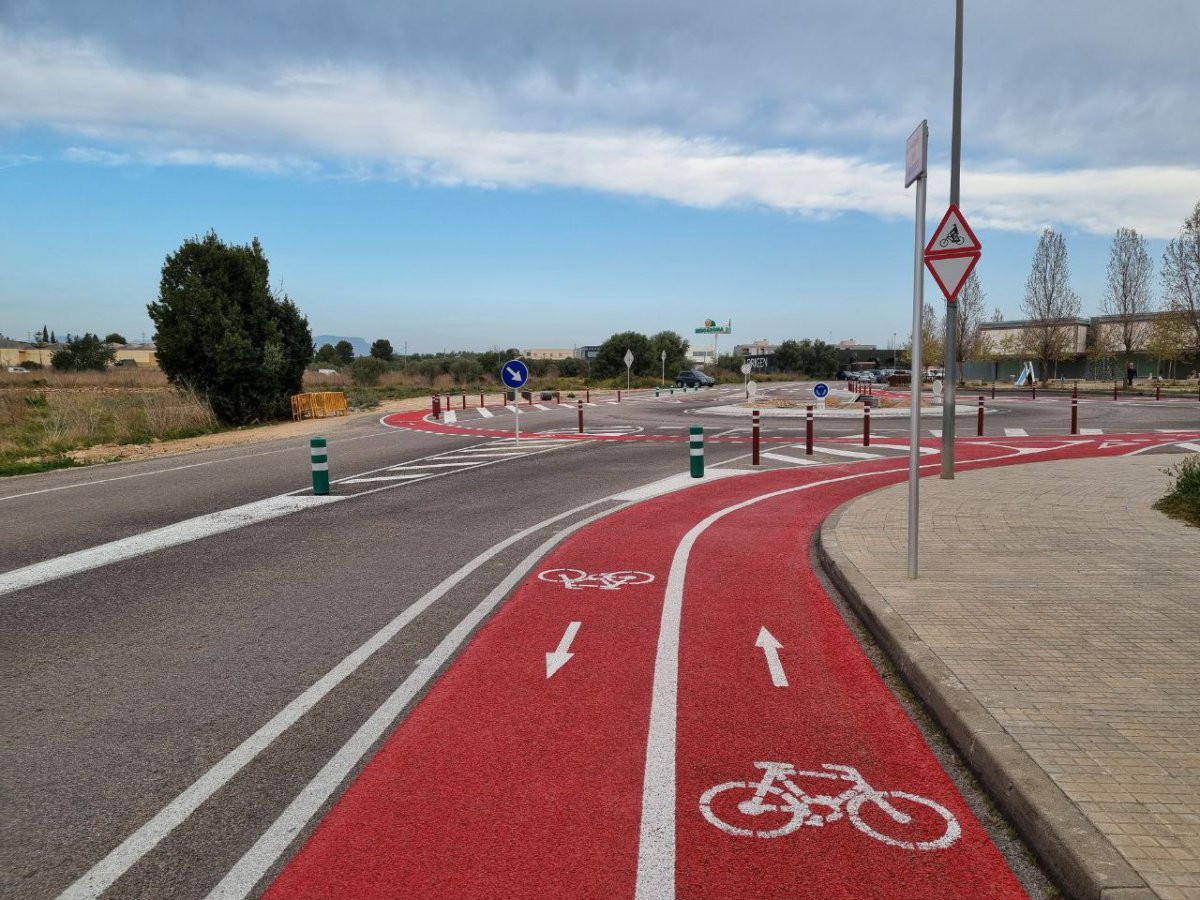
[2,382,1196,899]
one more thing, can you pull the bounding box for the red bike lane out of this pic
[265,434,1195,899]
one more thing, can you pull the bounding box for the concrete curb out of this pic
[816,507,1159,900]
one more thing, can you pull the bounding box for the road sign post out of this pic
[907,120,928,579]
[740,361,751,397]
[661,349,666,385]
[624,349,634,391]
[500,359,529,444]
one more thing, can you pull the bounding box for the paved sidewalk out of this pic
[819,453,1199,900]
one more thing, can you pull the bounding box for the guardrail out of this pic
[290,392,349,421]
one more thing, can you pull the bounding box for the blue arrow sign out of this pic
[501,359,529,389]
[813,382,830,399]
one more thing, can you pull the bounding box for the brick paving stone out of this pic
[832,453,1200,899]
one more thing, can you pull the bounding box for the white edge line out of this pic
[53,495,615,900]
[203,502,624,900]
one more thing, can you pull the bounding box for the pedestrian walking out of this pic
[1126,360,1136,387]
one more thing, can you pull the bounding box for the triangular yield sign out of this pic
[925,204,982,255]
[924,252,980,303]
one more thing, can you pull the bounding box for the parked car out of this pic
[675,369,716,387]
[7,366,29,373]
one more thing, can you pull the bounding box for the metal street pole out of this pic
[907,121,928,579]
[941,0,964,480]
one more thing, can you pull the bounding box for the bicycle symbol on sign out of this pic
[939,224,965,248]
[699,761,961,851]
[537,569,655,591]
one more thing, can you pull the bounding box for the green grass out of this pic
[1154,454,1200,526]
[0,455,85,477]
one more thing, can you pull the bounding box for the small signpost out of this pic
[660,349,667,385]
[624,349,634,390]
[501,359,529,443]
[740,361,751,397]
[813,381,829,411]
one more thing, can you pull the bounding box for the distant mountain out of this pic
[313,335,371,358]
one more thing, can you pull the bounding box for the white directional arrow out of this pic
[755,627,789,688]
[546,621,582,679]
[505,365,521,381]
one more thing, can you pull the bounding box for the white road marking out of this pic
[387,461,478,470]
[0,496,342,600]
[440,450,527,458]
[534,404,553,411]
[54,496,616,900]
[340,473,432,483]
[1004,428,1029,436]
[204,504,621,900]
[929,429,943,437]
[610,470,746,502]
[1079,428,1104,435]
[755,627,789,687]
[869,443,940,455]
[546,621,582,678]
[476,407,495,418]
[809,446,882,460]
[760,451,821,466]
[443,410,458,424]
[1176,442,1200,452]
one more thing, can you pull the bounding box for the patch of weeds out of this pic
[1154,454,1200,526]
[0,455,85,477]
[24,393,49,409]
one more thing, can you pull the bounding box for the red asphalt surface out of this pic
[266,433,1198,899]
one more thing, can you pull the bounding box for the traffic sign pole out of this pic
[907,120,928,580]
[500,359,530,445]
[943,0,965,480]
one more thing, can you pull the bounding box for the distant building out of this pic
[524,348,575,361]
[837,338,876,350]
[687,347,717,367]
[734,339,776,357]
[575,346,601,361]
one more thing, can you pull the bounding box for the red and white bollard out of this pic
[1071,395,1079,435]
[863,403,871,447]
[431,395,441,419]
[577,399,584,434]
[617,389,622,403]
[752,409,761,466]
[977,395,984,437]
[806,404,814,455]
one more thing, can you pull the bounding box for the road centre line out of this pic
[54,495,618,900]
[204,502,627,900]
[0,495,342,600]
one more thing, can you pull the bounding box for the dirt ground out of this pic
[65,396,432,466]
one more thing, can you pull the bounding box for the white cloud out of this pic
[2,28,1198,239]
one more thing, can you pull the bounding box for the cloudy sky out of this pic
[2,0,1197,353]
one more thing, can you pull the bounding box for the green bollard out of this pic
[310,437,329,495]
[655,387,660,397]
[689,425,704,478]
[670,387,674,396]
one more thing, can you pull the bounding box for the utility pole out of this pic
[941,0,964,480]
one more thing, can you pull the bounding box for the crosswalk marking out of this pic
[1004,428,1029,437]
[534,404,553,411]
[443,410,457,424]
[477,407,495,418]
[760,451,822,466]
[1079,428,1103,435]
[870,443,940,455]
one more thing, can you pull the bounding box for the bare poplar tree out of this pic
[953,271,986,366]
[1161,201,1200,350]
[1102,227,1153,363]
[1020,228,1081,383]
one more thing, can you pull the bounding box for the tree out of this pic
[349,356,389,386]
[314,343,338,364]
[774,339,802,372]
[1019,229,1081,384]
[1146,309,1193,380]
[1161,201,1200,350]
[902,303,943,369]
[104,333,127,345]
[333,340,355,365]
[148,231,312,425]
[793,339,839,376]
[1103,227,1153,364]
[50,333,116,371]
[952,271,987,368]
[592,331,652,379]
[370,338,395,361]
[50,330,57,344]
[648,331,690,378]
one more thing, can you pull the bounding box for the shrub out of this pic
[349,356,390,386]
[1154,454,1200,526]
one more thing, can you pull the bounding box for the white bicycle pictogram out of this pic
[536,568,655,591]
[699,761,961,851]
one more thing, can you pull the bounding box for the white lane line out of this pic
[1004,428,1029,437]
[585,402,599,407]
[760,451,822,466]
[0,496,342,600]
[476,407,495,418]
[1155,428,1197,432]
[439,450,527,458]
[610,470,747,502]
[387,461,476,470]
[443,410,458,424]
[534,404,553,411]
[1079,428,1104,435]
[340,474,433,483]
[635,442,1047,899]
[204,503,623,900]
[809,446,882,459]
[55,496,615,900]
[1177,442,1200,452]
